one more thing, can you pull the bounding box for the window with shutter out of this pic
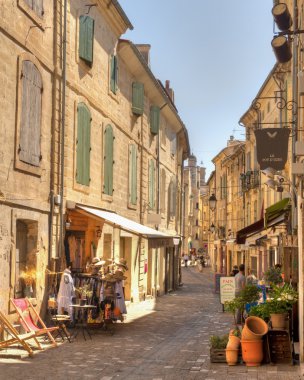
[23,0,44,18]
[19,60,42,167]
[132,82,144,115]
[79,15,94,66]
[110,55,118,94]
[148,159,155,209]
[160,169,166,213]
[169,178,176,217]
[76,103,91,186]
[150,106,160,135]
[170,134,177,156]
[104,125,114,196]
[128,144,137,205]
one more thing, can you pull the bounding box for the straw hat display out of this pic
[114,258,128,270]
[113,270,127,281]
[91,257,106,267]
[102,273,116,283]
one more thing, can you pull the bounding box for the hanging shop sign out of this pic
[254,128,290,170]
[220,277,236,304]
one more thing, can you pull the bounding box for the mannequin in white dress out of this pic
[57,267,75,320]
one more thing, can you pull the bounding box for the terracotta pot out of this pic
[241,316,268,340]
[226,335,240,349]
[241,339,263,367]
[270,313,288,329]
[225,348,239,366]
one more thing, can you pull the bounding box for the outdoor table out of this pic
[69,304,96,341]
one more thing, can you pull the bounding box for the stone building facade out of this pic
[0,0,190,317]
[0,0,55,315]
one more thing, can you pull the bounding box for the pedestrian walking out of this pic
[235,264,246,324]
[230,265,239,276]
[183,253,189,267]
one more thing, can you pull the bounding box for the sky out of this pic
[118,1,276,179]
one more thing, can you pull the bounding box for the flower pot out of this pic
[270,313,288,329]
[241,339,263,367]
[225,348,239,366]
[80,298,87,306]
[241,316,268,340]
[226,335,240,349]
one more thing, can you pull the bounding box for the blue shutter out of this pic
[104,125,114,195]
[150,106,160,134]
[132,82,144,115]
[79,16,94,65]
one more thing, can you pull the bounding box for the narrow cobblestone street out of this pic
[1,267,303,380]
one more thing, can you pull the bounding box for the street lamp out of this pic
[209,193,217,212]
[210,223,216,233]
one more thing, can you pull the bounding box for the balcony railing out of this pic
[240,170,260,192]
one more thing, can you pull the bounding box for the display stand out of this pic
[267,329,293,364]
[70,304,97,341]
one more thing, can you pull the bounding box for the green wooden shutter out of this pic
[76,103,91,185]
[129,144,137,205]
[170,179,176,217]
[110,55,118,94]
[79,16,94,65]
[149,159,155,209]
[150,106,160,134]
[19,60,42,167]
[104,125,114,195]
[132,82,144,115]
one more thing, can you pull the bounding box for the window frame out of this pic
[18,0,46,29]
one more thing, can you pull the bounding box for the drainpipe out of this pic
[154,119,160,298]
[179,160,185,286]
[48,190,54,267]
[58,0,67,261]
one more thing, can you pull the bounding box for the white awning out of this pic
[77,205,174,239]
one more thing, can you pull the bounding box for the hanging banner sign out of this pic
[254,128,290,170]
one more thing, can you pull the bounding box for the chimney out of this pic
[165,80,175,104]
[135,44,151,67]
[227,135,235,146]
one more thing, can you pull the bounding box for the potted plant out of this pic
[248,302,270,322]
[209,334,229,363]
[75,285,93,305]
[264,266,283,286]
[225,284,261,327]
[19,268,36,298]
[267,284,298,329]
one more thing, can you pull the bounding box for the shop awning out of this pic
[265,198,291,227]
[77,205,174,239]
[245,231,267,246]
[236,219,264,245]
